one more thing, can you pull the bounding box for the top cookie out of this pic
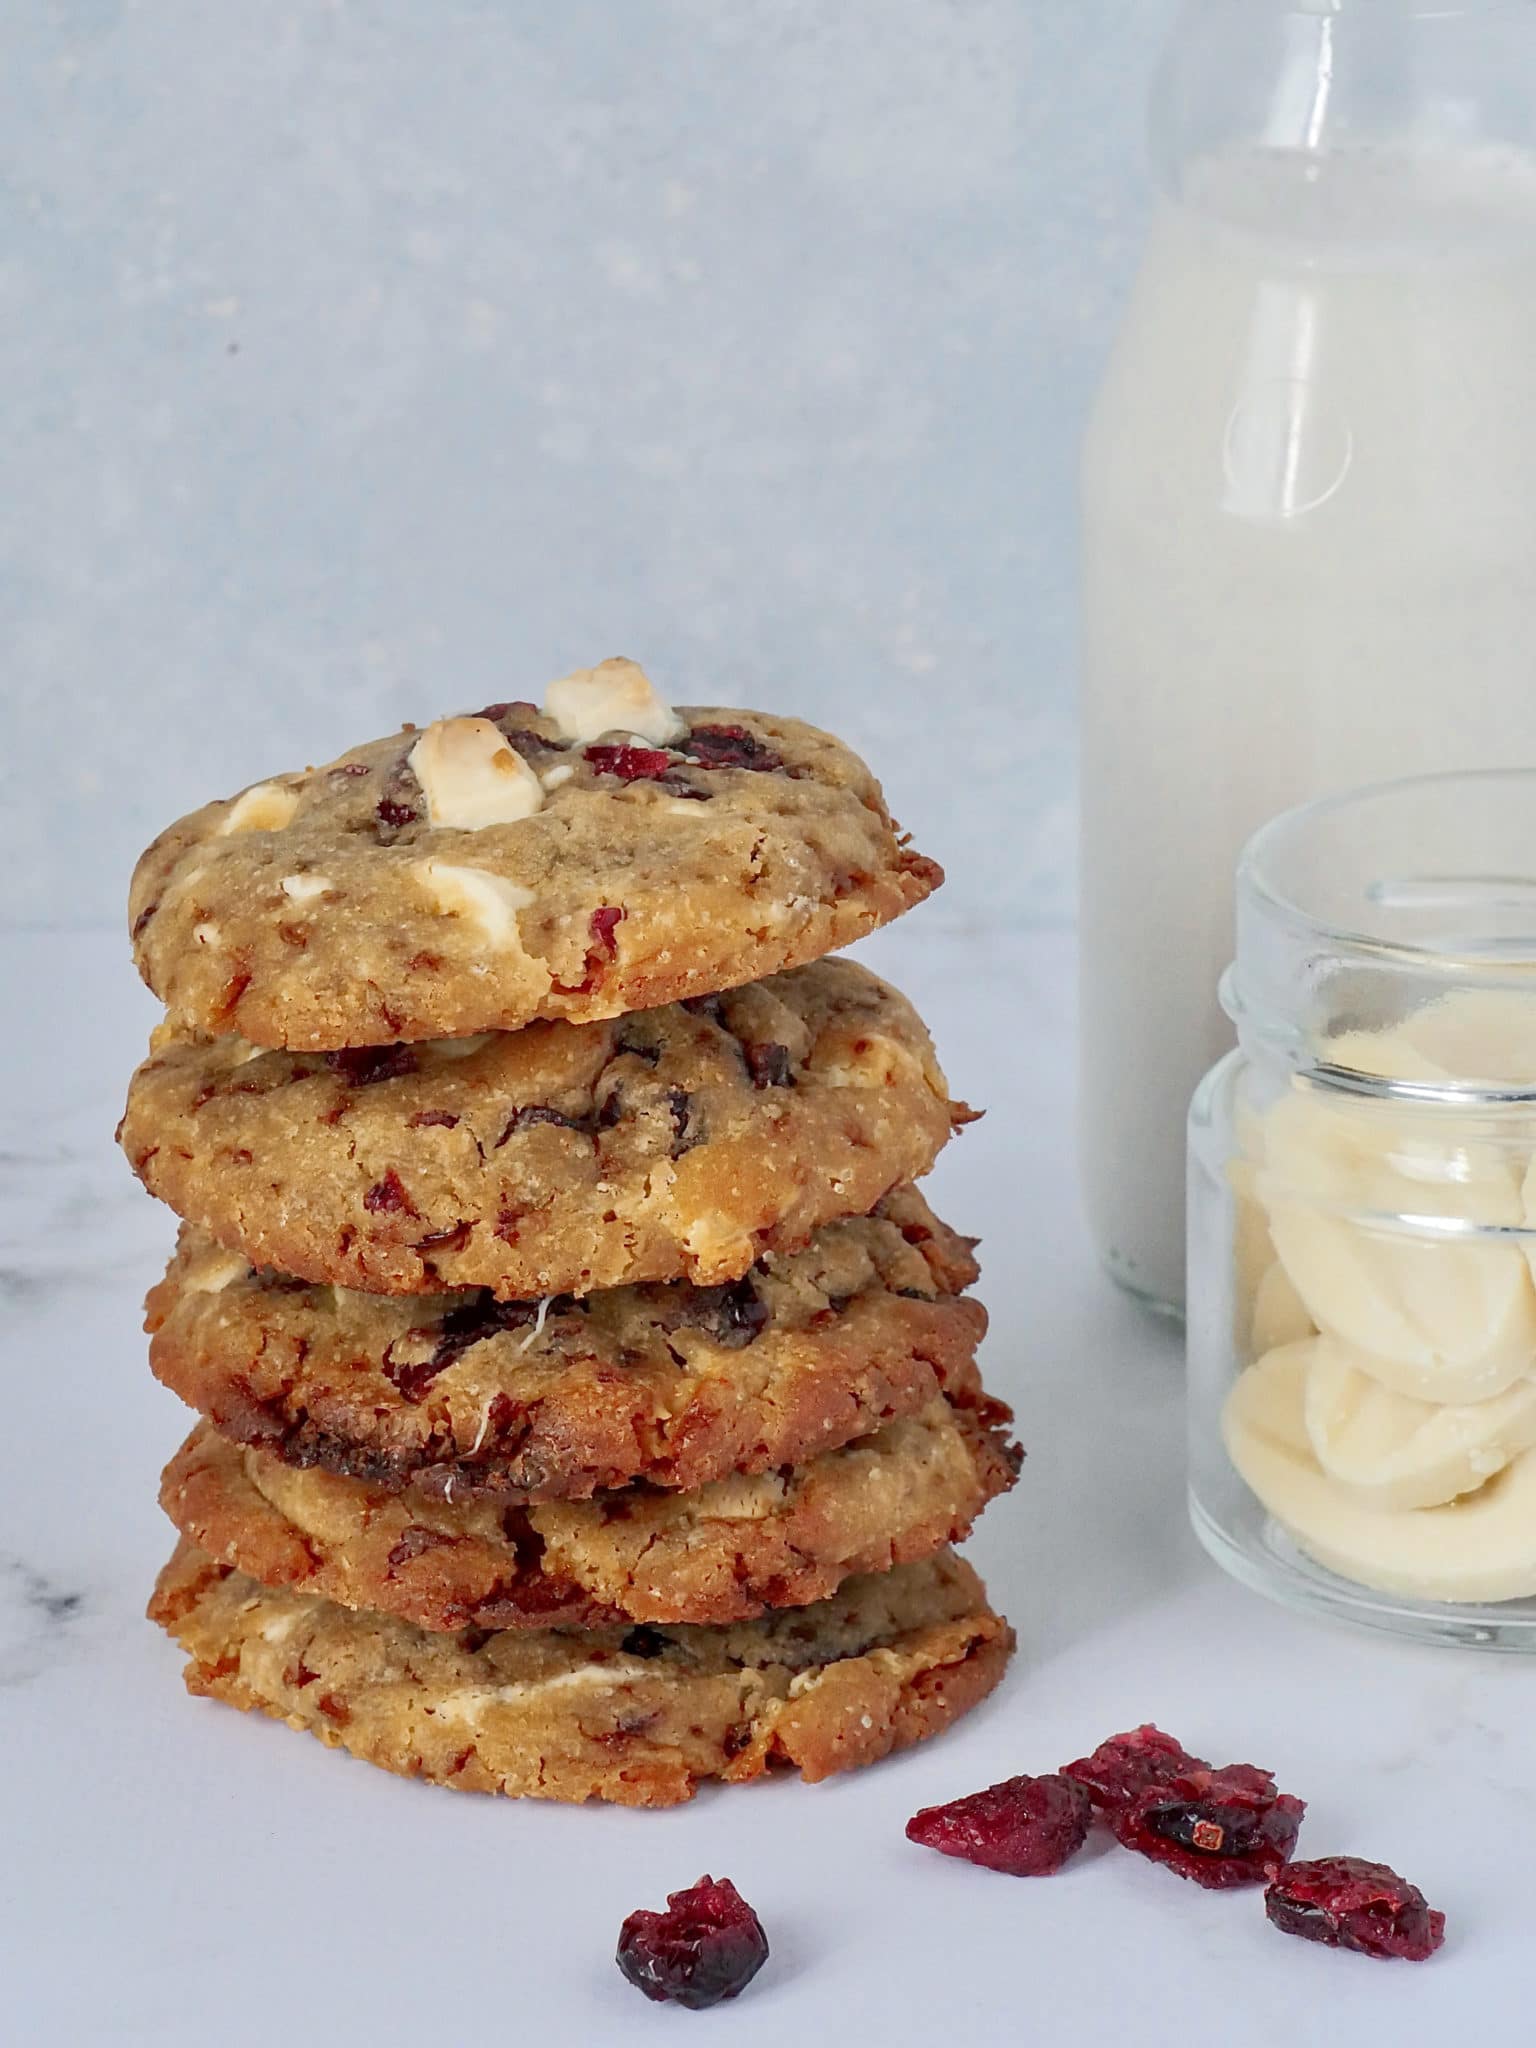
[128,660,941,1049]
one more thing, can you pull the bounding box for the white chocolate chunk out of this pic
[193,922,220,949]
[540,763,576,791]
[408,717,544,830]
[1225,1343,1536,1603]
[280,873,332,903]
[182,1245,250,1294]
[1257,1046,1536,1400]
[414,859,535,947]
[220,782,300,834]
[1303,1335,1536,1511]
[424,1032,498,1061]
[1250,1260,1317,1355]
[543,658,685,745]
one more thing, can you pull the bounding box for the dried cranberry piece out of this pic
[551,905,628,997]
[616,1876,769,2011]
[383,1294,555,1403]
[743,1041,794,1089]
[362,1168,418,1217]
[1115,1763,1305,1890]
[495,1103,589,1146]
[375,796,417,830]
[668,1086,695,1156]
[907,1773,1094,1878]
[1266,1858,1446,1962]
[584,744,676,782]
[620,1626,673,1659]
[409,1109,460,1130]
[472,699,538,725]
[685,1277,769,1349]
[386,1527,455,1571]
[590,904,624,956]
[1062,1724,1208,1814]
[324,1045,419,1086]
[682,724,784,773]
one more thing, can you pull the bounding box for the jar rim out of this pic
[1240,766,1536,970]
[1230,768,1536,1100]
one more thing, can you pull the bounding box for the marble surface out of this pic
[2,925,1526,2044]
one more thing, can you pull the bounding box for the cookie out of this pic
[149,1539,1013,1805]
[128,663,941,1050]
[160,1395,1021,1633]
[145,1188,989,1502]
[120,960,967,1299]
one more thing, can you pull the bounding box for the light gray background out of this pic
[3,0,1177,933]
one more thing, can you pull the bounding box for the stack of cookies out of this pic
[120,659,1018,1806]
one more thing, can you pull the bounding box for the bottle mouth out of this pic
[1282,2,1522,16]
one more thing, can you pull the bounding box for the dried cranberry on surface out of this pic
[584,743,677,782]
[685,1276,769,1349]
[682,724,785,773]
[589,905,625,956]
[743,1041,795,1089]
[1115,1762,1304,1890]
[1266,1858,1445,1962]
[375,795,418,830]
[907,1773,1094,1878]
[1062,1724,1207,1814]
[616,1876,769,2010]
[323,1045,419,1087]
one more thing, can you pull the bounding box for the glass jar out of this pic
[1080,0,1536,1318]
[1189,770,1536,1649]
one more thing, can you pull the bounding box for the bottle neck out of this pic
[1153,0,1536,201]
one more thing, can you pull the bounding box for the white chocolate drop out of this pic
[543,658,685,745]
[1250,1259,1317,1355]
[280,873,332,903]
[183,1245,250,1294]
[1257,1047,1536,1401]
[1225,1343,1536,1603]
[220,782,300,834]
[408,717,544,830]
[414,859,536,948]
[1303,1335,1536,1511]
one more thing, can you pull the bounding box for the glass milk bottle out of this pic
[1079,0,1536,1316]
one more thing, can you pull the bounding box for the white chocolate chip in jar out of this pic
[413,859,537,949]
[1256,1044,1536,1399]
[543,658,685,746]
[1250,1259,1316,1355]
[219,782,301,835]
[1224,1343,1536,1604]
[408,718,545,830]
[1303,1334,1536,1511]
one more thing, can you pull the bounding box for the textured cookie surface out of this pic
[146,1188,988,1502]
[161,1397,1021,1632]
[149,1540,1013,1805]
[121,960,965,1298]
[128,693,940,1050]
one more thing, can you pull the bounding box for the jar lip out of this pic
[1240,766,1536,972]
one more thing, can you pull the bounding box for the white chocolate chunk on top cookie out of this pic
[413,858,537,948]
[408,717,545,829]
[543,657,685,745]
[219,782,301,834]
